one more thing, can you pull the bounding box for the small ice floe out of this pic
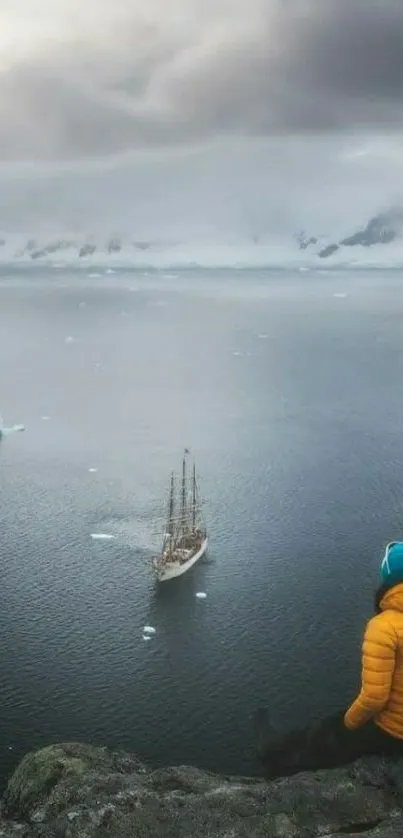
[196,592,207,600]
[120,311,128,316]
[41,415,50,421]
[65,336,76,344]
[91,533,115,541]
[88,467,98,473]
[333,293,347,298]
[258,334,268,339]
[142,635,152,642]
[143,625,156,635]
[106,268,115,275]
[10,424,25,433]
[0,423,25,437]
[232,351,243,357]
[88,273,102,278]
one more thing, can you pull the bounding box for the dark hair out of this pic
[374,583,390,614]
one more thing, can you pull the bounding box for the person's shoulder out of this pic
[366,611,399,639]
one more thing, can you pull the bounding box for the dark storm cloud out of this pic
[1,0,403,161]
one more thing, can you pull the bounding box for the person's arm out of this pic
[344,615,397,730]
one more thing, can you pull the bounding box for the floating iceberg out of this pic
[0,414,25,437]
[1,424,25,436]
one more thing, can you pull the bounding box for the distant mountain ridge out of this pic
[296,207,403,259]
[0,207,402,268]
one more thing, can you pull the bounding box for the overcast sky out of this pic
[0,0,402,235]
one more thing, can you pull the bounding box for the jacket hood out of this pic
[378,582,403,613]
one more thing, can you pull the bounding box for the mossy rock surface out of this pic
[2,744,403,836]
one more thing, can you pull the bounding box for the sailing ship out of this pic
[153,449,208,582]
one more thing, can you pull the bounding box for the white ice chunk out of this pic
[88,468,98,473]
[10,424,25,433]
[91,533,115,541]
[196,592,207,600]
[1,424,25,436]
[143,625,156,635]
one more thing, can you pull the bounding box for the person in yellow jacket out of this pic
[255,542,403,777]
[344,541,403,740]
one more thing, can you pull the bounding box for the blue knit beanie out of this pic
[380,542,403,589]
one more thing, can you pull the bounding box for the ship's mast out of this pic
[168,471,175,551]
[181,451,187,534]
[192,463,196,532]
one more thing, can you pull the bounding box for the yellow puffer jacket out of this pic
[344,583,403,738]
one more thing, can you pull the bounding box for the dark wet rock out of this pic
[1,743,403,836]
[30,250,47,260]
[79,243,97,258]
[29,240,77,259]
[319,243,340,258]
[315,208,403,259]
[44,240,75,254]
[296,232,318,250]
[340,209,403,248]
[107,238,121,253]
[14,240,38,259]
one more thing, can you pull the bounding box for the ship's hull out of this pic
[154,537,208,582]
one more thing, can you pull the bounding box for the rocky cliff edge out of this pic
[0,742,403,837]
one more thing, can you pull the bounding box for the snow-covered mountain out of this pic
[296,207,403,260]
[1,207,403,270]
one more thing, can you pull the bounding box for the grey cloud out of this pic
[0,0,403,161]
[0,136,401,241]
[292,1,403,101]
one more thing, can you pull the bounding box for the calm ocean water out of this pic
[1,267,403,787]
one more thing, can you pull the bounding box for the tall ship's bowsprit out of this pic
[153,449,208,582]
